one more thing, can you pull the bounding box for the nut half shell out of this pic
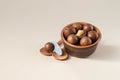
[52,49,69,61]
[40,48,52,56]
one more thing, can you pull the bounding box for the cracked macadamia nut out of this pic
[88,31,98,42]
[72,23,83,30]
[67,34,78,45]
[70,27,77,34]
[80,36,92,46]
[83,24,94,32]
[44,42,54,52]
[63,27,77,38]
[63,27,71,38]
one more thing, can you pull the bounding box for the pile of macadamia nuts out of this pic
[63,23,99,46]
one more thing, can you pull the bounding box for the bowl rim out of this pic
[61,22,102,48]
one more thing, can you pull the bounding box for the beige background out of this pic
[0,0,120,80]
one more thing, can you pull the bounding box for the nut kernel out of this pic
[76,30,85,38]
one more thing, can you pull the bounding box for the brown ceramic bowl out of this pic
[61,22,102,58]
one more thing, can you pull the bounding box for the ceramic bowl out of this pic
[61,22,102,58]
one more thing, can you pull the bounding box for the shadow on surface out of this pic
[89,43,120,62]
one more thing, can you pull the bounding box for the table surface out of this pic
[0,0,120,80]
